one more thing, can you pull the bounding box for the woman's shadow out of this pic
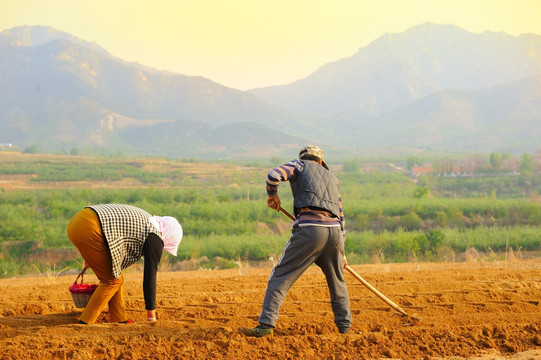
[0,311,81,340]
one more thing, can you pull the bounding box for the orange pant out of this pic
[67,208,127,324]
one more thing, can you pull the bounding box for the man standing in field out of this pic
[241,146,351,337]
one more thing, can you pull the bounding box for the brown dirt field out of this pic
[1,260,540,360]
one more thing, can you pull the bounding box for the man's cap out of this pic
[299,145,329,170]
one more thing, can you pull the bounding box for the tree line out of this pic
[1,153,540,277]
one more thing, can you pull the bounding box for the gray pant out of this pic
[258,226,352,332]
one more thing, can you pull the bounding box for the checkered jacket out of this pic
[87,204,162,279]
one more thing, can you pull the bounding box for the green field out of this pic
[1,152,540,278]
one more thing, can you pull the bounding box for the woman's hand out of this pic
[146,309,157,322]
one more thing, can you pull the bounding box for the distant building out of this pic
[0,143,13,149]
[410,165,434,178]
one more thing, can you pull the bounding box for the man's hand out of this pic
[267,194,281,211]
[343,255,348,269]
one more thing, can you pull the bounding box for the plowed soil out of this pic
[1,259,540,360]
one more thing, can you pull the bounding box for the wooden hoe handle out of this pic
[345,265,409,316]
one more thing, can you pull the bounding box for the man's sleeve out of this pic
[339,195,346,239]
[266,160,303,195]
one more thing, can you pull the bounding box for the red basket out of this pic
[69,268,98,308]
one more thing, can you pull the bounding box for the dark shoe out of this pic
[240,326,273,337]
[339,328,350,334]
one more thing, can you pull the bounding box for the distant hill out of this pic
[0,24,110,55]
[250,23,541,117]
[355,75,541,153]
[1,23,541,157]
[0,26,310,157]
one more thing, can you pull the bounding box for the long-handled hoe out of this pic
[278,206,419,324]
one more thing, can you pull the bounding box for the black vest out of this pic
[290,160,341,219]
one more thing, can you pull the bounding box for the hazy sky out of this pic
[2,0,541,90]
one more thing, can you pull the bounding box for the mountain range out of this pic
[1,23,540,159]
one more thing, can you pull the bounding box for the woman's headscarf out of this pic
[149,216,183,256]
